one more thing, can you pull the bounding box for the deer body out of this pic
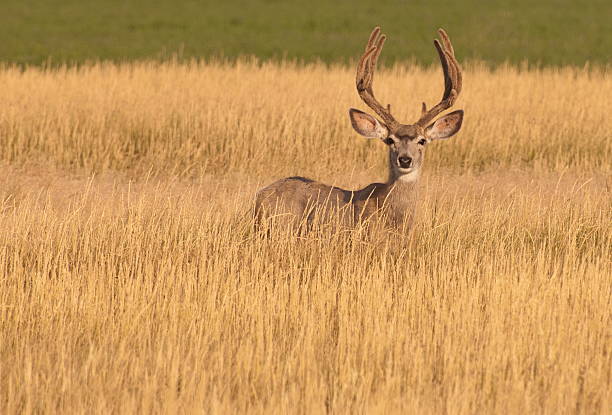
[254,155,421,230]
[255,27,464,232]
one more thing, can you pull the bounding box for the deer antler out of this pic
[416,29,462,127]
[356,27,400,131]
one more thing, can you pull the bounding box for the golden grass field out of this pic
[0,60,610,413]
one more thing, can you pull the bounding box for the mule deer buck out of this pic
[255,27,464,232]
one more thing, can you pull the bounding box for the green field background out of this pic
[2,0,611,66]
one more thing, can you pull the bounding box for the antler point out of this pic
[416,28,461,126]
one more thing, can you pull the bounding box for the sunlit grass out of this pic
[0,61,610,413]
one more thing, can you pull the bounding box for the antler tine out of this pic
[417,29,462,127]
[434,39,454,101]
[369,31,386,69]
[438,28,454,57]
[355,27,399,130]
[356,27,382,89]
[439,29,462,95]
[366,27,381,51]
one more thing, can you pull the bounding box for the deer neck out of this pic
[378,151,420,227]
[388,168,421,185]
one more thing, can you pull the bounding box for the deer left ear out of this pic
[349,108,389,139]
[425,110,464,140]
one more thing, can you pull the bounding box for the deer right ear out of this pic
[349,109,389,139]
[425,110,464,140]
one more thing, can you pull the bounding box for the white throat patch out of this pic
[397,169,420,183]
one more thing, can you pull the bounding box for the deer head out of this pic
[349,27,464,181]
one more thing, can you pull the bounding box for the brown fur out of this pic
[254,173,418,232]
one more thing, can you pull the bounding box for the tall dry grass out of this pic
[0,60,610,414]
[1,60,609,177]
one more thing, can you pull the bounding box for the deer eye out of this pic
[418,139,427,145]
[383,137,394,145]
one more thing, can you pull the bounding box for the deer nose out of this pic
[398,156,412,168]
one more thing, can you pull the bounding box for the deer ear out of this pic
[349,108,389,139]
[425,110,464,140]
